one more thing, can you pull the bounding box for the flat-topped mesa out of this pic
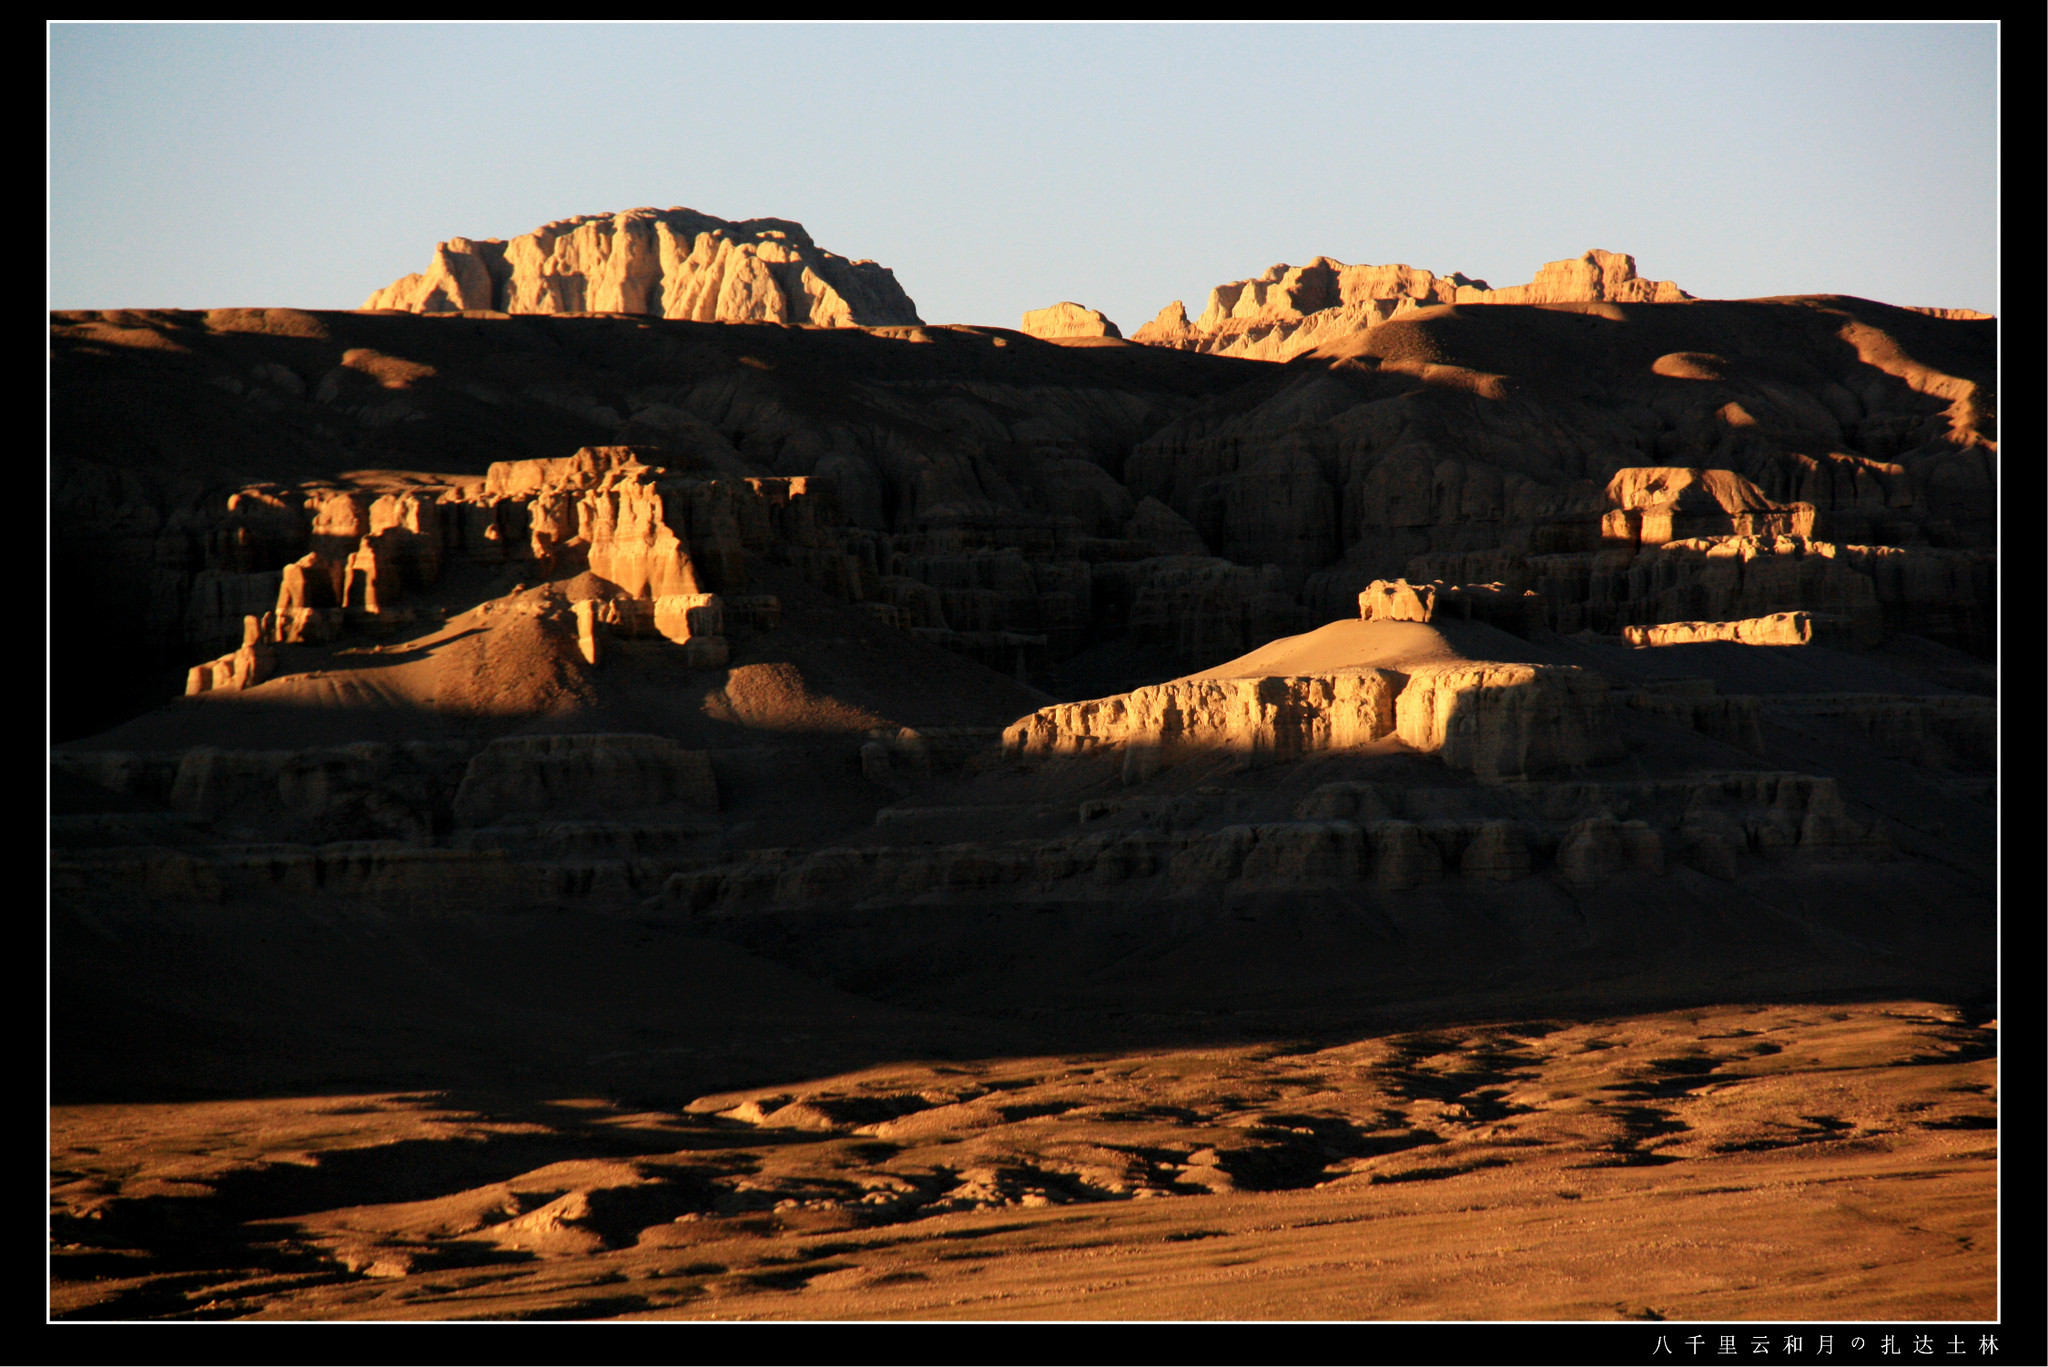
[1133,249,1692,361]
[363,207,922,327]
[1020,302,1122,340]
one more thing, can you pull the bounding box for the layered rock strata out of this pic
[1005,658,1618,783]
[1759,693,1995,769]
[54,760,1893,926]
[55,732,718,835]
[1004,673,1400,781]
[1600,467,1815,546]
[652,768,1887,919]
[365,208,920,327]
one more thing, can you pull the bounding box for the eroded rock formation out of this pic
[51,291,1995,766]
[1004,672,1400,779]
[1133,249,1691,361]
[1622,612,1832,648]
[365,208,921,327]
[46,225,2001,1337]
[1022,302,1122,340]
[50,292,1994,1020]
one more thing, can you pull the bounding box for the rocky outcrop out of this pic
[183,617,275,696]
[1004,673,1400,780]
[1600,467,1816,547]
[1622,611,1835,648]
[1006,656,1618,783]
[55,740,478,843]
[1134,249,1691,361]
[1294,771,1885,882]
[1356,579,1546,636]
[1903,306,1995,321]
[1411,533,1994,651]
[141,447,856,696]
[1021,303,1122,340]
[364,208,921,327]
[1357,578,1437,623]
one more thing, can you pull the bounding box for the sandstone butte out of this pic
[363,206,922,328]
[50,218,1996,1326]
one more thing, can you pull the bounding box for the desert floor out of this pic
[50,999,1993,1322]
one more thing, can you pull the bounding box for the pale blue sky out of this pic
[48,22,2000,325]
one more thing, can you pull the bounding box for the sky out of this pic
[48,22,2000,326]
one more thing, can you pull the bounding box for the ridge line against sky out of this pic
[48,21,1999,323]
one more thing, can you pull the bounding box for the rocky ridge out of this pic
[1133,248,1692,361]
